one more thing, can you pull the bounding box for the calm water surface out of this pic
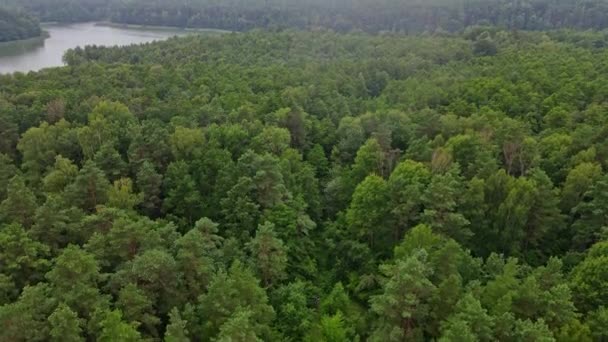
[0,22,188,74]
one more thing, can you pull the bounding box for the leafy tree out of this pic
[388,160,431,243]
[350,138,387,181]
[445,133,497,179]
[98,309,142,342]
[17,122,61,182]
[89,101,136,152]
[271,281,315,339]
[251,126,291,155]
[107,178,143,210]
[170,126,205,160]
[49,303,85,342]
[43,155,79,193]
[571,241,608,312]
[346,174,390,255]
[560,162,602,213]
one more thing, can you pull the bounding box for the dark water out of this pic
[0,22,189,74]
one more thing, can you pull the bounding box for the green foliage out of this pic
[370,250,436,341]
[310,312,349,342]
[0,175,37,227]
[165,307,189,342]
[0,8,41,42]
[571,241,608,312]
[43,155,78,193]
[97,309,142,342]
[347,174,390,256]
[0,223,49,292]
[247,222,288,288]
[0,21,607,342]
[49,303,84,342]
[270,281,315,339]
[197,262,275,340]
[107,178,143,210]
[64,161,111,212]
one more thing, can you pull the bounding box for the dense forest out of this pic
[1,26,608,340]
[4,0,608,32]
[0,7,41,42]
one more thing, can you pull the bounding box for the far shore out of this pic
[95,21,232,34]
[0,31,50,48]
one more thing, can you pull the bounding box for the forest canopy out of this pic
[0,7,41,42]
[3,0,608,32]
[1,26,608,340]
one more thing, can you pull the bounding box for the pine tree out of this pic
[136,160,163,217]
[64,161,111,212]
[215,309,263,342]
[370,250,437,341]
[440,293,494,341]
[0,223,50,290]
[198,261,275,340]
[0,175,37,227]
[117,283,161,337]
[0,153,18,201]
[49,303,84,342]
[421,167,471,243]
[94,143,128,182]
[46,245,108,319]
[165,307,189,342]
[175,218,223,301]
[247,222,288,287]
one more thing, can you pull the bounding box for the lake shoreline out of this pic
[0,23,194,74]
[0,31,50,48]
[95,21,232,34]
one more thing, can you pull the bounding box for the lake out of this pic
[0,22,192,74]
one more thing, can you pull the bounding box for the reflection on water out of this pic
[0,37,46,58]
[0,22,188,74]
